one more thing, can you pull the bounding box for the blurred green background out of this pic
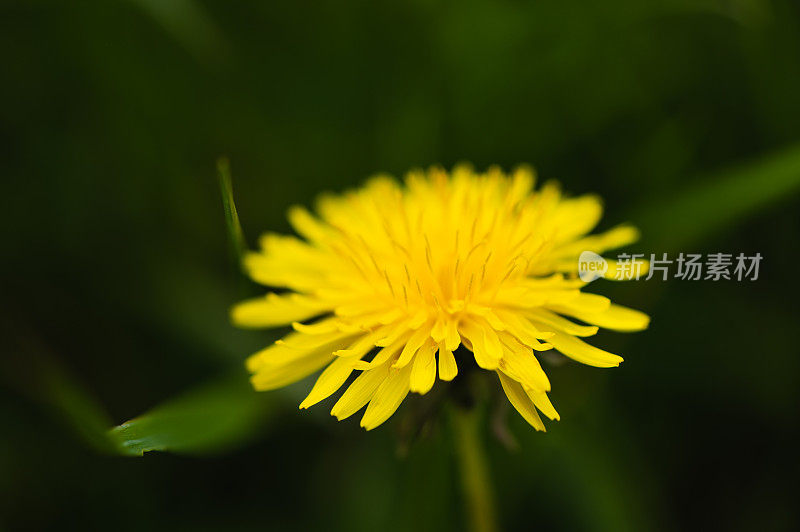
[2,0,799,530]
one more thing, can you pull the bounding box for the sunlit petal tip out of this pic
[250,374,276,392]
[437,347,458,382]
[245,355,262,373]
[620,224,640,242]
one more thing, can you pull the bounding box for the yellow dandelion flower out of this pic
[232,165,649,431]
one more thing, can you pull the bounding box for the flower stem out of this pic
[450,405,498,532]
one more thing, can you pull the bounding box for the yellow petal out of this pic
[444,319,461,351]
[410,342,436,394]
[508,165,535,205]
[550,303,650,332]
[246,332,355,372]
[431,318,447,342]
[495,311,555,348]
[459,320,500,370]
[549,194,603,243]
[250,350,334,391]
[547,332,623,367]
[335,300,392,318]
[360,364,413,430]
[481,325,504,359]
[299,356,356,409]
[498,334,551,392]
[230,293,329,328]
[526,390,560,421]
[257,233,326,263]
[275,329,356,351]
[536,292,610,319]
[497,371,545,431]
[437,343,458,381]
[551,224,640,259]
[242,253,323,291]
[331,363,391,420]
[287,205,329,243]
[291,318,341,335]
[353,332,409,370]
[333,326,390,358]
[408,309,429,329]
[375,320,412,347]
[470,306,506,330]
[527,309,599,337]
[393,326,431,368]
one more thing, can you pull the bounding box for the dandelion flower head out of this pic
[233,165,649,430]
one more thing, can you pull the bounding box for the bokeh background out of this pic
[2,0,800,530]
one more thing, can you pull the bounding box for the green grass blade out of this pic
[217,157,247,272]
[132,0,227,64]
[5,331,124,455]
[634,143,800,251]
[39,360,121,454]
[109,373,273,456]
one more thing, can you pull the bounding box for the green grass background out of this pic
[2,0,799,530]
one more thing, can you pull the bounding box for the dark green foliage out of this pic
[2,1,799,530]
